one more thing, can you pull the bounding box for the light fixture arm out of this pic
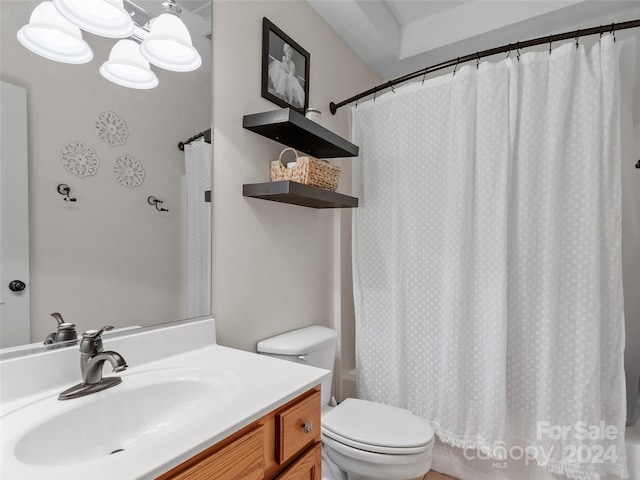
[123,0,155,20]
[161,0,182,16]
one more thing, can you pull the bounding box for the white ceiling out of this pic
[386,0,468,25]
[307,0,640,81]
[178,0,212,22]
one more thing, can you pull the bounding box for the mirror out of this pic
[0,1,212,355]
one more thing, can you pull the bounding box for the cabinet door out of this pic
[275,443,321,480]
[164,425,265,480]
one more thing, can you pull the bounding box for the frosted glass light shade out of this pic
[140,14,202,72]
[53,0,134,38]
[100,39,158,89]
[17,1,93,64]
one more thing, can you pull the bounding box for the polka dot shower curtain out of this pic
[185,139,211,318]
[352,35,627,480]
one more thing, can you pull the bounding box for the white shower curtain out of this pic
[352,36,627,480]
[185,139,211,318]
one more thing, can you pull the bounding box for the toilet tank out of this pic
[257,326,338,405]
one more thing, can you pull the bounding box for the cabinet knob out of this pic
[302,421,313,434]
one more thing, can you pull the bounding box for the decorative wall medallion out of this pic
[95,111,128,146]
[60,141,100,177]
[113,154,145,188]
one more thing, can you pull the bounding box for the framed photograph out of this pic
[261,17,309,113]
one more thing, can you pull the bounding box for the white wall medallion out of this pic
[60,141,100,177]
[113,154,145,188]
[95,111,128,146]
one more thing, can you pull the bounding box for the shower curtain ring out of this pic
[611,23,616,42]
[575,29,580,49]
[476,52,480,69]
[422,67,428,84]
[388,81,396,93]
[453,57,459,76]
[548,36,552,54]
[506,45,511,58]
[373,87,377,102]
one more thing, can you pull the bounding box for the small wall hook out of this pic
[57,184,76,202]
[148,196,169,212]
[635,159,640,169]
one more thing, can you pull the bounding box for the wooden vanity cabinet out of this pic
[158,386,321,480]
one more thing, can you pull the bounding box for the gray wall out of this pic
[211,1,379,400]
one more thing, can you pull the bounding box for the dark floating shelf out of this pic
[243,181,358,209]
[243,109,359,158]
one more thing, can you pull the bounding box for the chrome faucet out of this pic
[44,312,78,346]
[58,326,128,401]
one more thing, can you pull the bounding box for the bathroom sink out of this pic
[0,325,329,480]
[1,367,240,467]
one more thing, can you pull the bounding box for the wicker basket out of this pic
[270,147,340,192]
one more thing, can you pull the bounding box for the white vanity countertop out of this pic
[0,319,329,480]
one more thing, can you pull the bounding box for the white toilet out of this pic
[257,325,434,480]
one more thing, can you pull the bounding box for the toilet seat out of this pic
[321,398,434,455]
[322,420,434,480]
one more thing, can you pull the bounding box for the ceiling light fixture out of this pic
[140,12,202,72]
[100,39,159,89]
[52,0,134,38]
[17,0,202,89]
[17,1,93,64]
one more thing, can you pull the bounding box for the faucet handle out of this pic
[51,312,65,326]
[79,326,114,355]
[82,326,114,339]
[51,312,76,328]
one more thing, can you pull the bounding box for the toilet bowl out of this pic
[257,326,434,480]
[322,398,433,480]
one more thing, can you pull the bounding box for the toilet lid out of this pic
[321,398,434,454]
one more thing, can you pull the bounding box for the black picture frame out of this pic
[261,17,309,113]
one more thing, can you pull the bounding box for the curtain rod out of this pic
[178,128,211,151]
[330,19,640,115]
